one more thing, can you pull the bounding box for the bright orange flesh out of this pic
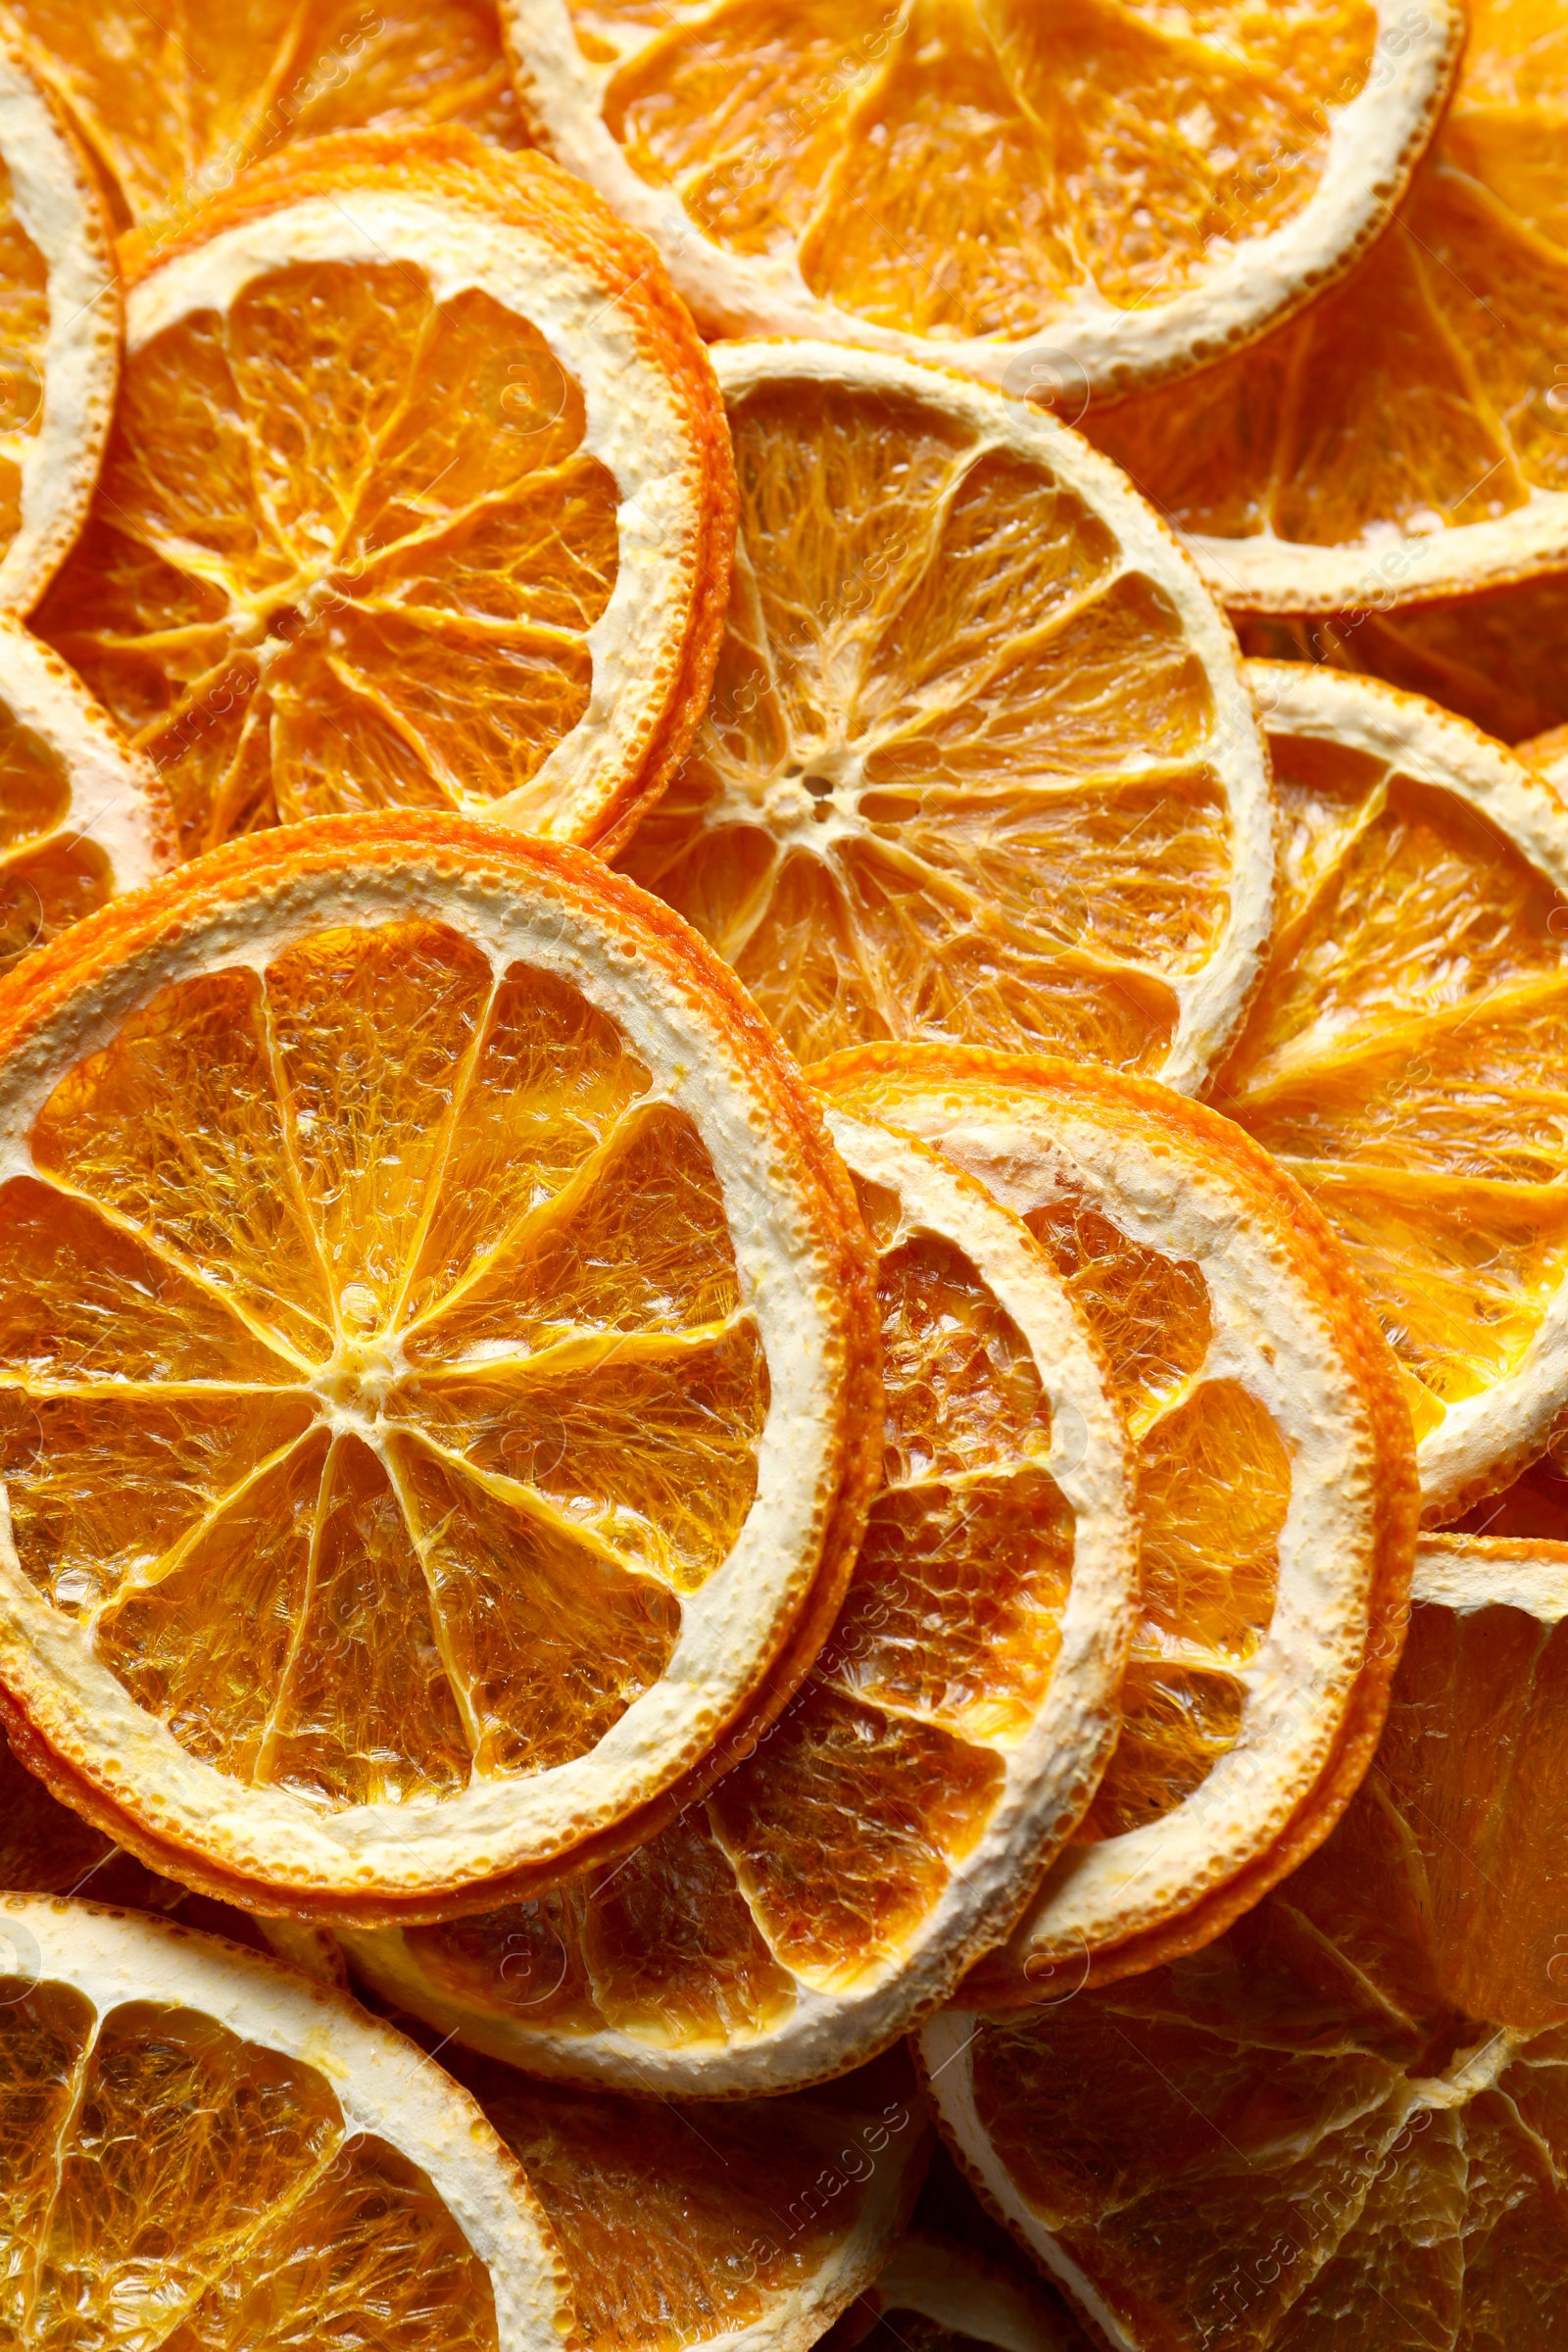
[0,1977,498,2347]
[618,371,1239,1075]
[396,1160,1076,2044]
[1212,709,1568,1484]
[549,0,1378,339]
[9,0,523,233]
[0,906,765,1814]
[485,2062,926,2352]
[947,1571,1568,2349]
[35,134,733,862]
[1091,0,1568,601]
[0,705,121,975]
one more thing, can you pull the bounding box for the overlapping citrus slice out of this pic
[1210,662,1568,1519]
[617,341,1274,1093]
[0,616,172,979]
[503,0,1458,403]
[0,1896,572,2350]
[0,1718,343,1987]
[33,130,735,860]
[480,2052,930,2351]
[0,33,117,615]
[0,812,878,1923]
[10,0,525,236]
[830,2230,1094,2352]
[1092,0,1568,612]
[1450,1446,1568,1540]
[343,1110,1137,2091]
[919,1534,1568,2351]
[1524,712,1568,792]
[1238,564,1568,750]
[815,1045,1416,1990]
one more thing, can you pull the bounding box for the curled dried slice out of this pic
[816,1045,1415,1989]
[0,1895,571,2350]
[617,341,1274,1094]
[919,1535,1568,2351]
[481,2054,930,2351]
[34,130,735,859]
[1212,662,1568,1519]
[0,33,117,613]
[0,812,876,1922]
[1091,0,1568,611]
[830,2231,1093,2352]
[0,617,171,978]
[342,1113,1137,2091]
[10,0,526,234]
[505,0,1458,404]
[0,1718,343,1988]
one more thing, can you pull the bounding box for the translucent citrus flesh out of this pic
[1090,0,1568,569]
[401,1163,1075,2034]
[35,264,620,858]
[9,0,521,234]
[0,153,48,585]
[1212,729,1568,1450]
[1239,577,1568,751]
[0,1980,498,2348]
[0,915,768,1809]
[618,376,1232,1071]
[488,2073,911,2352]
[572,0,1373,334]
[961,1593,1568,2348]
[0,699,120,977]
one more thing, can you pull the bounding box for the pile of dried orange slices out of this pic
[0,6,1563,2347]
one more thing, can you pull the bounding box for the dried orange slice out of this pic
[1092,0,1568,612]
[0,1718,343,1987]
[342,1110,1137,2090]
[0,33,117,615]
[831,2230,1093,2352]
[1211,662,1568,1519]
[504,0,1458,404]
[0,812,876,1923]
[617,342,1274,1093]
[481,2054,930,2351]
[816,1044,1415,1989]
[0,1895,571,2348]
[919,1534,1568,2351]
[10,0,525,235]
[0,616,172,979]
[34,130,735,860]
[1524,715,1568,792]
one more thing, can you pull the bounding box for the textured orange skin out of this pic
[0,811,880,1927]
[115,126,738,855]
[813,1043,1419,1997]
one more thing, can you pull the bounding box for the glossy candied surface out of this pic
[960,1590,1568,2346]
[620,374,1238,1074]
[1212,723,1568,1457]
[0,913,766,1812]
[566,0,1375,333]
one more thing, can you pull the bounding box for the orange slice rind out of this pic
[1090,0,1568,612]
[341,1110,1138,2092]
[504,0,1460,405]
[482,2057,931,2351]
[0,615,172,978]
[618,339,1275,1094]
[0,32,118,615]
[918,1534,1568,2352]
[9,0,526,235]
[0,811,877,1922]
[815,1044,1416,1989]
[0,1894,573,2350]
[35,130,736,860]
[842,2230,1092,2352]
[1214,661,1568,1520]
